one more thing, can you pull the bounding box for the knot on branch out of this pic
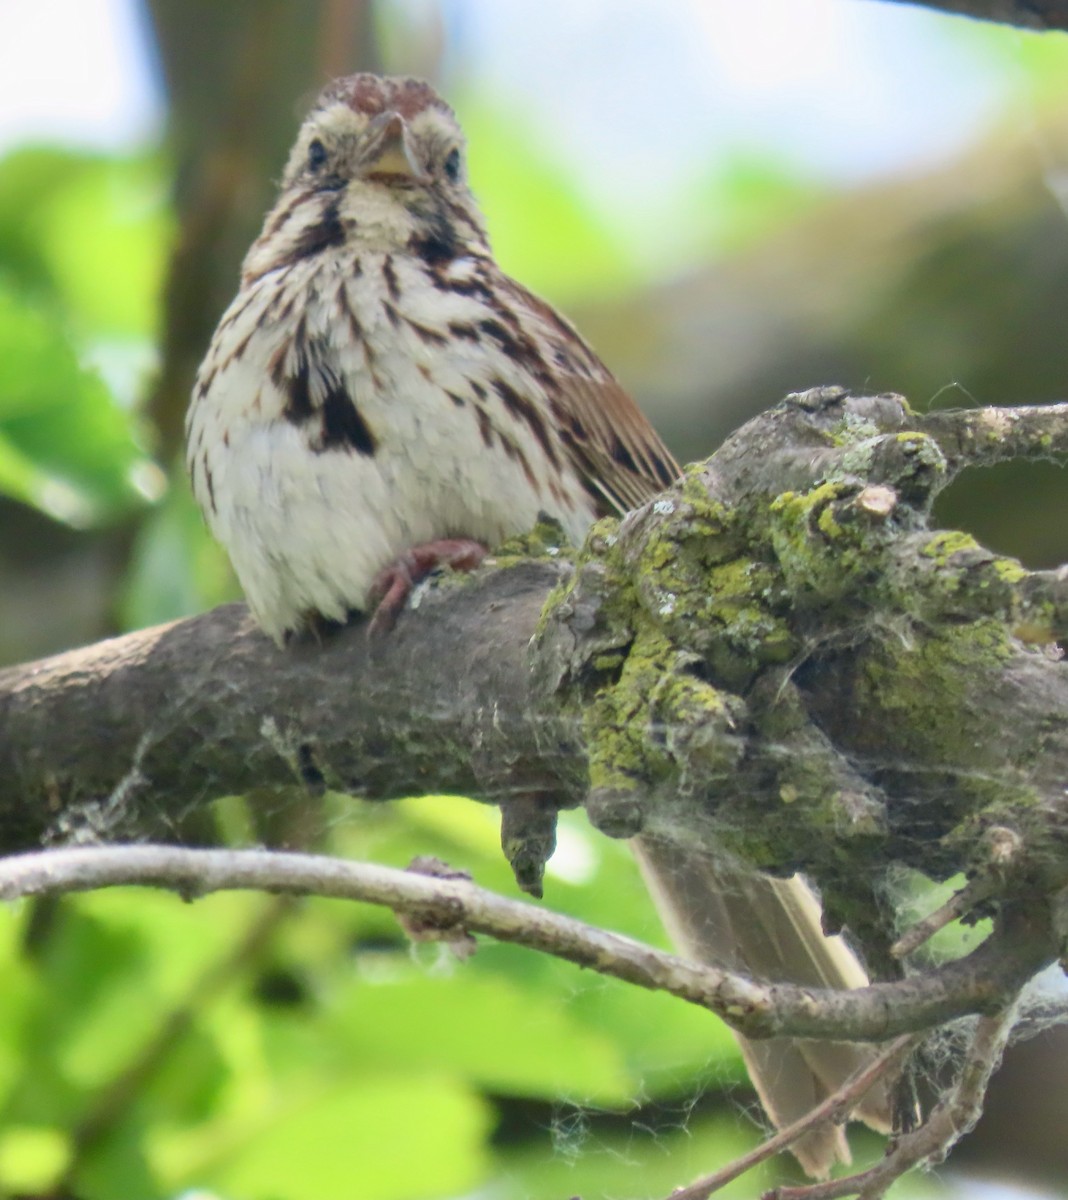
[534,388,1068,923]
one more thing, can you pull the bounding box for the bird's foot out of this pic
[367,538,487,634]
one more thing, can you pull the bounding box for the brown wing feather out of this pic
[552,373,679,516]
[503,277,680,518]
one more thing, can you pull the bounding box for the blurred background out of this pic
[2,1,1068,1197]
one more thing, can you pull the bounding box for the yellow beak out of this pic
[362,112,429,183]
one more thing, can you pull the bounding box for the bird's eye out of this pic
[443,147,462,182]
[307,138,328,172]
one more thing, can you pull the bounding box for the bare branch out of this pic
[0,844,1050,1043]
[767,1004,1018,1200]
[878,0,1068,34]
[666,1034,921,1199]
[920,401,1068,474]
[0,561,580,851]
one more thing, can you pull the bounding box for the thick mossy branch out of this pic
[536,389,1068,930]
[2,388,1068,963]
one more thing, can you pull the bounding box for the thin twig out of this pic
[0,845,1047,1045]
[765,1003,1019,1200]
[891,877,997,959]
[893,827,1021,959]
[665,1034,920,1200]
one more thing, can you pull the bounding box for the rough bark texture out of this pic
[0,560,577,852]
[2,388,1067,971]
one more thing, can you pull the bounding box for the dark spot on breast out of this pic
[335,284,363,341]
[318,383,376,455]
[498,433,539,492]
[480,319,552,384]
[200,456,217,515]
[433,274,494,302]
[448,321,480,341]
[195,367,214,399]
[222,326,257,369]
[474,405,494,448]
[404,317,448,345]
[446,391,465,407]
[382,255,400,301]
[283,357,314,422]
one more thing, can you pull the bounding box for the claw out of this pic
[367,537,488,635]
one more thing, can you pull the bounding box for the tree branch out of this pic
[0,844,1049,1042]
[880,0,1068,34]
[0,560,580,851]
[5,390,1068,907]
[4,386,1068,1191]
[767,1005,1018,1200]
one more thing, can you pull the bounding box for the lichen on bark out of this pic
[534,388,1068,939]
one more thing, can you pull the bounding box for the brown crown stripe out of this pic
[322,74,453,122]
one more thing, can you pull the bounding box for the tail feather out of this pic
[634,836,892,1179]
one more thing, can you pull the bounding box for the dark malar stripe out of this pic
[287,199,345,262]
[409,229,458,265]
[382,255,401,301]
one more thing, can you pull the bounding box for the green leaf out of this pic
[0,146,169,339]
[0,280,159,524]
[0,1126,70,1194]
[207,1076,490,1200]
[324,968,634,1104]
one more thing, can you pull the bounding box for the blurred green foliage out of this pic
[4,16,1036,1194]
[458,95,640,301]
[0,803,778,1200]
[0,148,165,528]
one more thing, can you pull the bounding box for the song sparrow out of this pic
[187,73,889,1176]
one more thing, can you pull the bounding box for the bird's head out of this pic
[246,74,491,280]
